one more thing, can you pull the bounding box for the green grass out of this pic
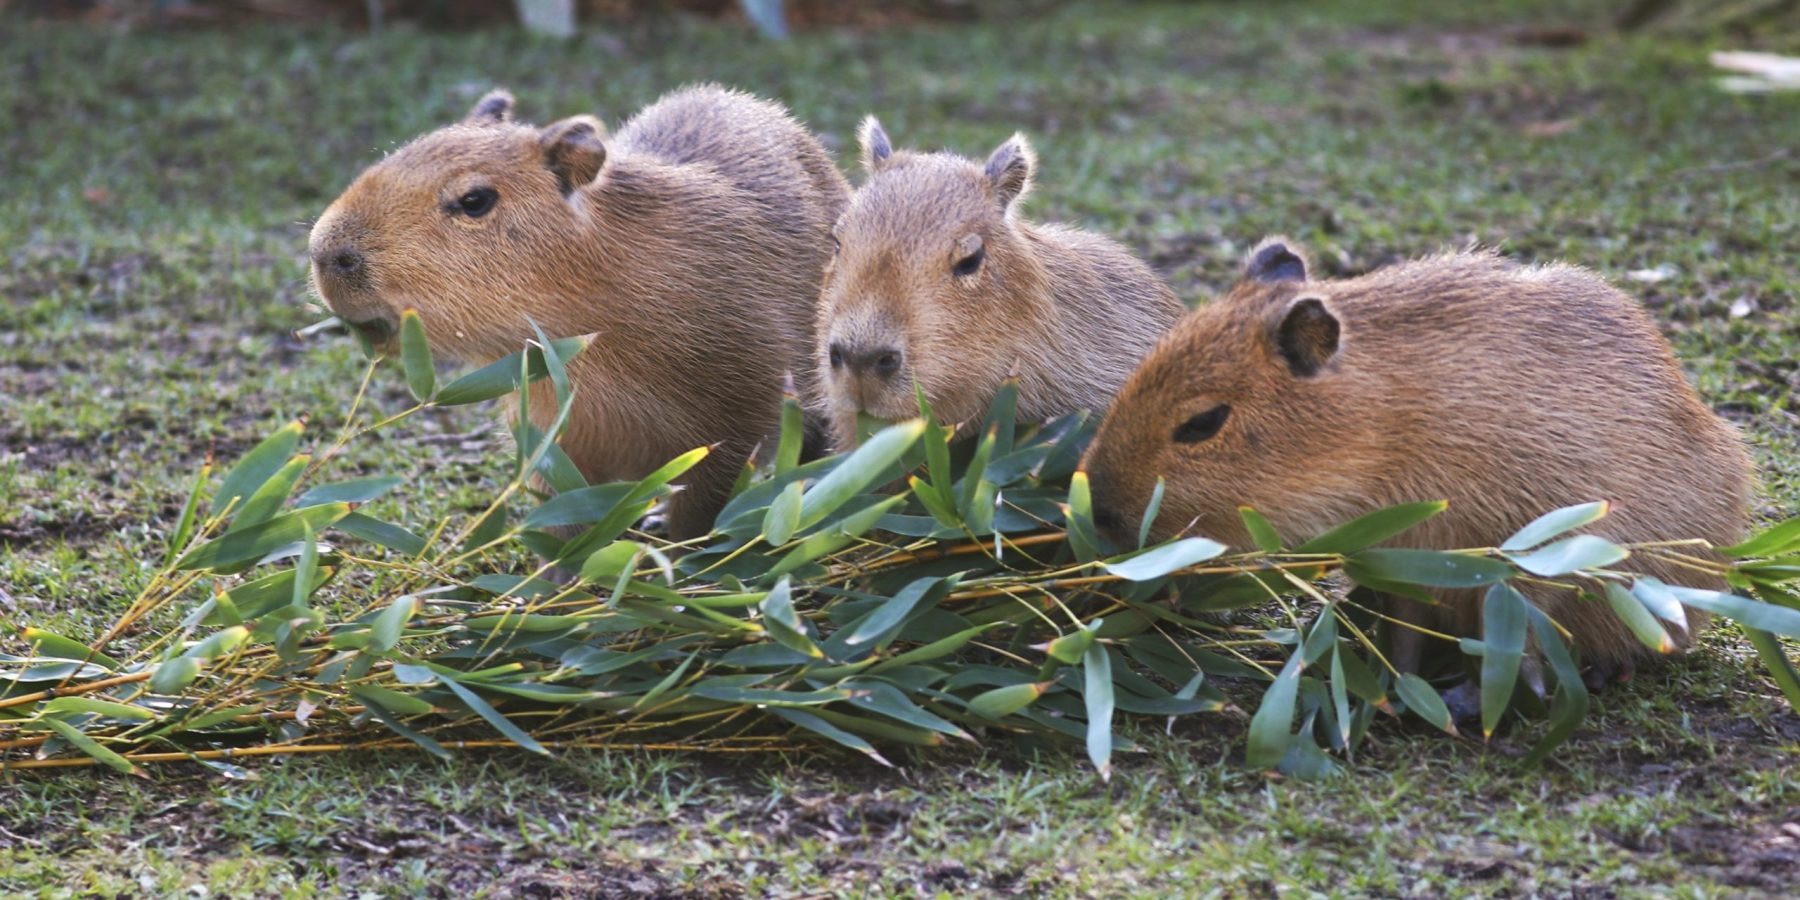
[3,1,1799,895]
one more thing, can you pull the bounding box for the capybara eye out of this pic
[1173,404,1231,444]
[952,246,985,277]
[457,187,498,218]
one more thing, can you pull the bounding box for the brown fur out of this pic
[1081,238,1753,668]
[815,118,1183,445]
[309,86,849,538]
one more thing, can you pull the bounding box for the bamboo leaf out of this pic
[211,419,305,516]
[762,480,805,546]
[1239,506,1284,553]
[175,503,353,572]
[1102,538,1227,582]
[398,309,436,400]
[967,681,1051,720]
[229,454,310,533]
[1509,535,1628,576]
[440,677,548,755]
[148,656,202,695]
[22,628,119,671]
[295,476,405,508]
[1523,602,1590,765]
[1397,673,1457,736]
[799,420,924,528]
[768,708,891,766]
[43,719,139,776]
[1603,583,1675,653]
[164,457,211,566]
[1066,471,1102,563]
[434,337,588,406]
[1295,501,1448,554]
[1660,585,1800,639]
[1083,641,1115,780]
[41,697,155,721]
[336,512,427,557]
[369,595,415,654]
[1721,517,1800,558]
[1501,501,1610,552]
[1346,549,1514,588]
[759,577,823,659]
[1742,627,1800,710]
[1246,652,1304,769]
[1480,583,1528,738]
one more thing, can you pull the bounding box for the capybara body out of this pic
[309,86,849,538]
[1081,239,1753,670]
[815,118,1183,446]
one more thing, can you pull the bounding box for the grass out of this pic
[2,0,1799,895]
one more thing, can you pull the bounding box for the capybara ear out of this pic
[466,89,515,125]
[1245,236,1309,284]
[1273,296,1341,377]
[983,133,1036,212]
[539,115,609,194]
[859,116,894,172]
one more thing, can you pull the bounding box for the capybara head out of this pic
[816,117,1054,434]
[1081,238,1362,547]
[308,90,611,361]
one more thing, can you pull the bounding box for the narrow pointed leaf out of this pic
[1509,535,1628,576]
[1501,501,1610,552]
[762,480,804,546]
[1347,549,1514,588]
[1083,641,1115,780]
[1246,652,1304,769]
[1480,583,1528,738]
[768,708,891,766]
[968,681,1051,720]
[399,309,435,400]
[1103,538,1228,582]
[1603,583,1675,653]
[211,419,305,516]
[43,719,139,776]
[441,677,547,755]
[799,419,925,528]
[1397,673,1457,736]
[1295,501,1447,554]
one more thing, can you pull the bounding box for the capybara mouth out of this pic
[348,317,395,347]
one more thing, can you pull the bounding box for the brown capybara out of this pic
[1081,237,1752,679]
[309,86,849,538]
[814,117,1184,446]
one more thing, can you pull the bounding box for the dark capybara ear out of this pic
[538,115,609,194]
[859,116,894,172]
[983,133,1036,212]
[1245,236,1309,283]
[466,89,515,125]
[1274,296,1341,377]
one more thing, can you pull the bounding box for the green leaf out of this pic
[1346,549,1514,588]
[1083,641,1115,780]
[211,419,305,516]
[164,458,210,566]
[22,628,119,671]
[1742,627,1800,710]
[1479,583,1528,738]
[358,693,452,759]
[336,512,427,557]
[1509,535,1628,577]
[1397,673,1457,736]
[43,718,139,776]
[1328,648,1351,748]
[557,448,707,565]
[799,419,925,528]
[870,624,999,672]
[768,708,891,766]
[1660,585,1800,639]
[228,454,310,533]
[1102,538,1228,582]
[1066,471,1102,563]
[1239,506,1283,553]
[1135,478,1167,550]
[842,576,952,648]
[1522,602,1590,765]
[1042,626,1098,665]
[175,503,353,573]
[440,677,548,755]
[350,684,436,717]
[185,626,249,660]
[1246,652,1304,769]
[1295,501,1448,554]
[369,595,415,654]
[41,697,155,721]
[1721,517,1800,558]
[1602,583,1675,653]
[956,425,996,518]
[967,682,1051,720]
[980,378,1020,457]
[843,680,969,738]
[759,577,823,659]
[691,685,847,706]
[148,656,202,695]
[762,480,805,546]
[775,385,806,475]
[434,337,588,406]
[918,385,957,518]
[1501,501,1610,552]
[578,540,643,585]
[295,476,405,508]
[1629,577,1691,631]
[399,309,435,400]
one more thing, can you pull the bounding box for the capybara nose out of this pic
[313,246,365,280]
[829,341,903,380]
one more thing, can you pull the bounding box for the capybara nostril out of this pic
[839,344,903,380]
[314,246,365,279]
